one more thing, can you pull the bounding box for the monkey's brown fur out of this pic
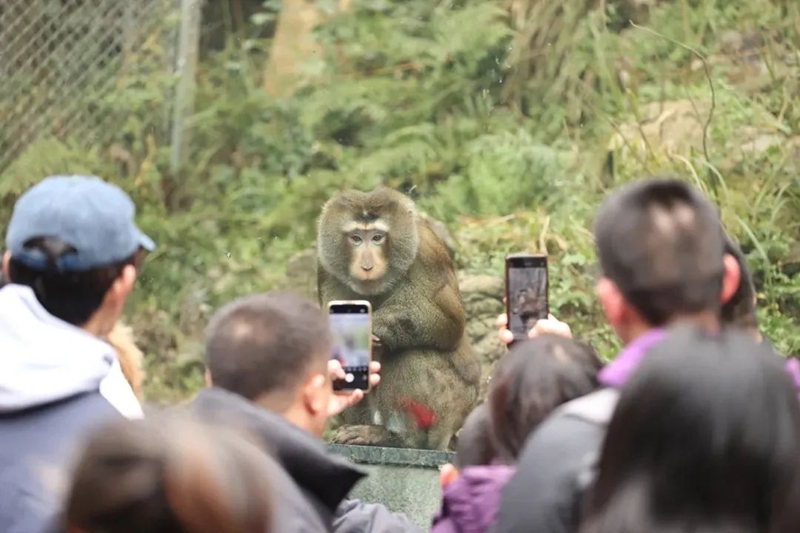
[317,186,481,450]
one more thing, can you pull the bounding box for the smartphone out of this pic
[505,254,549,342]
[328,300,373,392]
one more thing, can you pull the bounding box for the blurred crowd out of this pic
[1,175,799,533]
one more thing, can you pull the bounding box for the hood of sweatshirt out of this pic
[0,284,142,418]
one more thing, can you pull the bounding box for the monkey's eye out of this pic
[350,235,363,245]
[371,233,385,244]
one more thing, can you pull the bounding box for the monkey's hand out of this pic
[373,288,464,354]
[371,334,384,361]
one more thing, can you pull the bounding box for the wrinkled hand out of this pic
[327,360,381,417]
[497,312,573,345]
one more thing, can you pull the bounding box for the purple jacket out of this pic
[598,328,800,395]
[432,465,516,533]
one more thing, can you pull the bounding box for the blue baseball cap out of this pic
[5,175,156,271]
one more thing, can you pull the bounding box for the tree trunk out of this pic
[262,0,351,97]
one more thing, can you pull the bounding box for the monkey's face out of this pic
[348,226,389,287]
[318,187,421,297]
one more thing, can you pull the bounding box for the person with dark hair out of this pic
[193,292,422,533]
[0,175,155,533]
[432,335,602,533]
[437,403,495,497]
[64,415,277,533]
[455,403,496,470]
[719,236,800,393]
[580,325,800,533]
[494,177,743,533]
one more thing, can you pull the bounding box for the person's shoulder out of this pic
[494,390,613,533]
[556,388,620,425]
[522,388,618,451]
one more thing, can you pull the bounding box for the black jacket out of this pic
[192,387,422,533]
[493,388,619,533]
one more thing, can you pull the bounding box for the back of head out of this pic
[205,292,331,409]
[721,236,758,333]
[64,415,275,533]
[7,237,145,326]
[4,175,155,326]
[488,335,603,464]
[583,326,800,533]
[455,403,496,469]
[594,177,725,326]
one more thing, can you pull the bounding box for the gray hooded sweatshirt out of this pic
[0,284,142,533]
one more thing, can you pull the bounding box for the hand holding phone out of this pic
[328,300,373,392]
[505,254,549,343]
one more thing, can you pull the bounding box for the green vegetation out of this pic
[1,0,799,402]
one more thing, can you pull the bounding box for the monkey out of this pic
[512,287,546,332]
[317,186,481,451]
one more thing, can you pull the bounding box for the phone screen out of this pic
[506,255,549,341]
[329,302,372,391]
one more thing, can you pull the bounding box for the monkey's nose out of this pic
[361,265,373,271]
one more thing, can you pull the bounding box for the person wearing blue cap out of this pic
[0,175,156,533]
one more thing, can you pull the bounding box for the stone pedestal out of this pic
[328,444,455,529]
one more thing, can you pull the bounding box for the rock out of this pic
[719,30,745,55]
[607,99,796,170]
[738,128,785,156]
[459,273,505,400]
[281,249,506,401]
[607,99,709,160]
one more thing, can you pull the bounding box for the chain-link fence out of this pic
[0,0,182,173]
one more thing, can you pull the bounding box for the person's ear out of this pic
[3,251,11,281]
[106,265,137,309]
[720,253,741,305]
[302,372,329,417]
[596,277,625,327]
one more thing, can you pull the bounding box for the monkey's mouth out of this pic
[352,270,383,282]
[350,277,386,296]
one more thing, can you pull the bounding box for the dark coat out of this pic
[191,387,423,533]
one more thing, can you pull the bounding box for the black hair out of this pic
[64,415,275,533]
[581,325,800,533]
[454,403,496,469]
[488,335,603,464]
[722,236,758,331]
[8,237,142,326]
[593,177,726,326]
[204,292,332,404]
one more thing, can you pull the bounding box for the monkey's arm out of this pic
[372,237,466,354]
[373,280,464,353]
